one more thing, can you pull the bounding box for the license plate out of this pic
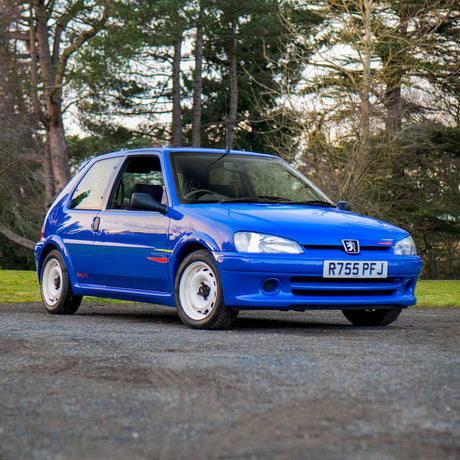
[323,261,388,278]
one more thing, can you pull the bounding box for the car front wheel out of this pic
[175,250,238,329]
[40,250,82,314]
[342,307,402,326]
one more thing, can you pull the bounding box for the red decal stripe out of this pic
[147,256,168,263]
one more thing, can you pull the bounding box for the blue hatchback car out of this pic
[35,148,422,329]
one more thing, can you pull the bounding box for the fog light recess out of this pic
[404,279,414,295]
[262,278,281,295]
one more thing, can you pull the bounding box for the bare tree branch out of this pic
[57,4,109,85]
[0,222,35,251]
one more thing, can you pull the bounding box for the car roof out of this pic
[90,147,275,161]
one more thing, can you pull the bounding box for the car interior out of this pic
[111,156,166,209]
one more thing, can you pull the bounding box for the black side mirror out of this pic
[131,193,167,213]
[336,200,351,211]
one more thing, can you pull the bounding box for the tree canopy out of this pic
[0,0,458,277]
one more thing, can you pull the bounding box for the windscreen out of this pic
[171,152,334,206]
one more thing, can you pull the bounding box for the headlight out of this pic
[234,232,303,254]
[394,236,417,256]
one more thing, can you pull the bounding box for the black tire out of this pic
[342,307,402,326]
[174,250,238,329]
[40,250,82,314]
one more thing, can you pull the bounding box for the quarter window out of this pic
[69,157,121,210]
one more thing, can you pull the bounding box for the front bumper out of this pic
[215,252,422,310]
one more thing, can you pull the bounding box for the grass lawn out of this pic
[0,270,40,303]
[0,270,459,306]
[0,270,121,304]
[413,280,460,308]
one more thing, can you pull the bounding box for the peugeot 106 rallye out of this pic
[35,148,422,329]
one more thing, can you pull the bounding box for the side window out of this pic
[69,157,121,210]
[110,156,165,210]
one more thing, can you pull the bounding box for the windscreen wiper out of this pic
[219,197,334,206]
[289,200,336,207]
[219,196,295,203]
[219,197,266,203]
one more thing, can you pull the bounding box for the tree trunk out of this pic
[0,223,35,251]
[171,34,183,146]
[191,5,203,148]
[360,0,371,146]
[29,0,107,198]
[383,7,409,133]
[31,0,70,196]
[384,84,403,131]
[227,22,238,150]
[384,8,410,179]
[343,0,373,200]
[48,114,71,193]
[43,141,55,207]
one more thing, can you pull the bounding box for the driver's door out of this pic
[92,155,171,292]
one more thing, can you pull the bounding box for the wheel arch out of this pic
[37,238,75,285]
[171,241,210,283]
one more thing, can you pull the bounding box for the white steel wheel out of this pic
[42,257,63,307]
[179,261,218,321]
[40,250,82,315]
[175,250,238,329]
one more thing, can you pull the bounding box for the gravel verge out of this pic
[0,303,458,459]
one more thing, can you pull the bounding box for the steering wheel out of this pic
[183,189,215,200]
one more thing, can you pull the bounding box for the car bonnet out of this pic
[224,204,408,247]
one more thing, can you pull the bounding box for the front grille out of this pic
[301,245,392,262]
[291,276,397,284]
[290,276,400,298]
[291,289,395,297]
[302,245,390,252]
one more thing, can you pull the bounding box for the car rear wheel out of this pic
[40,250,82,314]
[342,307,402,326]
[175,250,238,329]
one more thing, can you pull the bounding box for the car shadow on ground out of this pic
[74,303,367,331]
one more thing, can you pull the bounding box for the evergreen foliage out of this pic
[266,0,460,278]
[0,0,458,277]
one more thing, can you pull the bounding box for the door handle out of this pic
[92,217,100,232]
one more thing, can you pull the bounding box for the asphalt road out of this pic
[0,302,459,460]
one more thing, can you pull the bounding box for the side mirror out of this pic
[131,193,167,213]
[336,200,351,211]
